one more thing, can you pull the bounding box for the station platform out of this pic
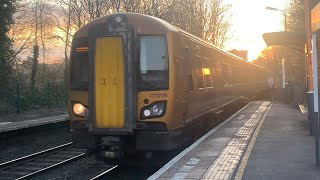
[149,101,320,180]
[0,109,68,133]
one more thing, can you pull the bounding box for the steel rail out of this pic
[0,142,86,179]
[90,165,118,180]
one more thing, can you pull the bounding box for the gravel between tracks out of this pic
[31,155,112,180]
[0,127,71,164]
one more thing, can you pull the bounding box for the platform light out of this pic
[73,103,86,117]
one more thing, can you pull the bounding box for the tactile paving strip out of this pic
[202,102,270,180]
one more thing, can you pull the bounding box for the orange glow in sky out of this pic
[224,0,290,61]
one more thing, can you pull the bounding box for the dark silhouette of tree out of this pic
[0,0,15,86]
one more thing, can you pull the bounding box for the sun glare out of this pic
[224,0,290,61]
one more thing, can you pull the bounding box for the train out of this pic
[67,13,272,162]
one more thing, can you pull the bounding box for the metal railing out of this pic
[0,82,66,115]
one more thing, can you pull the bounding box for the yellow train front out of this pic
[68,13,270,161]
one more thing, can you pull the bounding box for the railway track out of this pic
[0,142,86,180]
[90,165,118,180]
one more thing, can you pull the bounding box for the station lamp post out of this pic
[266,6,288,100]
[266,6,287,31]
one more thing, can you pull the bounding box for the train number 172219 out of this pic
[150,93,168,98]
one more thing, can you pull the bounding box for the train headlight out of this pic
[144,109,151,117]
[141,101,167,120]
[73,103,87,117]
[152,104,164,116]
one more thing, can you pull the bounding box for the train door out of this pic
[88,15,136,134]
[182,47,193,124]
[95,37,125,128]
[185,53,204,123]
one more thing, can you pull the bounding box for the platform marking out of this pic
[0,114,69,133]
[237,115,245,120]
[201,101,270,180]
[234,102,273,180]
[26,114,68,123]
[299,104,307,114]
[171,158,200,180]
[147,102,253,180]
[28,117,66,123]
[0,122,12,126]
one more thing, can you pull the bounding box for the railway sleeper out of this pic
[0,170,30,176]
[49,154,76,159]
[14,165,42,171]
[35,158,62,163]
[24,162,53,167]
[58,150,85,156]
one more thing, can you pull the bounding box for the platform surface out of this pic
[148,101,320,180]
[242,102,320,180]
[0,109,68,133]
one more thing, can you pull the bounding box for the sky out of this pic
[223,0,291,61]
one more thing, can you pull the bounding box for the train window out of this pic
[195,58,204,89]
[70,37,88,90]
[203,68,213,88]
[222,65,232,87]
[184,47,194,92]
[138,36,169,91]
[210,68,215,85]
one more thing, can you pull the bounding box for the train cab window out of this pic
[70,37,88,90]
[138,36,169,91]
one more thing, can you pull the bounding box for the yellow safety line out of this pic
[234,101,273,180]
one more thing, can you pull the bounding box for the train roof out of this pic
[73,13,272,74]
[174,28,273,73]
[73,12,179,38]
[75,13,239,56]
[177,28,245,61]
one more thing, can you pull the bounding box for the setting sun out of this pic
[224,0,290,61]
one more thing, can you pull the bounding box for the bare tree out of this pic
[9,1,34,65]
[161,0,206,37]
[203,0,232,48]
[68,0,113,29]
[51,0,73,73]
[161,0,231,47]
